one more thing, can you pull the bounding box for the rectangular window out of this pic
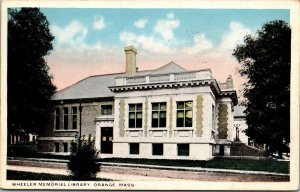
[177,144,189,156]
[54,142,59,152]
[176,101,193,127]
[152,102,167,128]
[101,105,113,115]
[128,104,142,128]
[212,104,215,130]
[63,107,69,130]
[129,143,139,155]
[72,107,77,129]
[63,142,68,152]
[55,108,60,130]
[152,143,163,155]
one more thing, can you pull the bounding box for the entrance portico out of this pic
[95,115,114,157]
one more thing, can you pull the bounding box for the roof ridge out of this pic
[153,61,187,72]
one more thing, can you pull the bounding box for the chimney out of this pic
[124,45,137,75]
[226,75,234,89]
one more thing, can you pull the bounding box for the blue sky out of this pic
[39,8,289,91]
[42,8,289,48]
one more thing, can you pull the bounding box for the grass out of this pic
[7,170,112,181]
[100,158,289,174]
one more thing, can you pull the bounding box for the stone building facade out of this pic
[38,46,239,160]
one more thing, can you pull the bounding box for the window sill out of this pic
[53,129,78,132]
[173,128,194,131]
[125,128,143,131]
[148,128,167,131]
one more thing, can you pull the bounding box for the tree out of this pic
[8,8,56,136]
[68,135,101,180]
[233,20,290,158]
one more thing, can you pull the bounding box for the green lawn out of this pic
[7,170,112,181]
[100,158,289,174]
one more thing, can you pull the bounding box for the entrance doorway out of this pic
[219,145,224,156]
[101,127,113,154]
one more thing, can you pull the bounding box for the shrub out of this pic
[68,135,100,180]
[7,143,37,157]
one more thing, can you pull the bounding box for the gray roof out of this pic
[233,106,246,117]
[52,62,187,101]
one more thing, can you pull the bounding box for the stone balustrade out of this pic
[115,70,212,86]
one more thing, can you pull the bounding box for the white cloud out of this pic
[50,20,106,52]
[51,20,88,49]
[93,16,106,30]
[120,31,173,53]
[183,33,213,55]
[219,21,251,51]
[134,19,148,28]
[154,12,180,41]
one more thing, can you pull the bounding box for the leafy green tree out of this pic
[233,20,290,158]
[8,8,56,136]
[68,135,101,180]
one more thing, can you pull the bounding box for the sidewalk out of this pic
[7,157,289,176]
[6,165,186,181]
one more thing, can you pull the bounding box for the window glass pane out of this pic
[136,104,142,111]
[177,111,184,118]
[64,116,68,130]
[129,105,135,111]
[177,102,184,109]
[185,116,193,127]
[129,112,135,119]
[72,107,77,114]
[72,117,77,129]
[185,110,192,118]
[152,144,163,155]
[102,105,112,115]
[63,143,68,152]
[159,118,166,127]
[63,107,68,114]
[129,143,139,154]
[152,112,159,119]
[185,101,193,109]
[152,119,158,127]
[152,103,159,110]
[177,118,184,127]
[136,118,142,128]
[54,143,59,152]
[136,112,142,119]
[160,103,166,110]
[178,144,189,156]
[160,111,166,118]
[129,119,135,128]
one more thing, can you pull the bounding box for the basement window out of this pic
[177,144,189,156]
[129,143,139,155]
[152,143,163,156]
[54,142,59,152]
[63,142,68,152]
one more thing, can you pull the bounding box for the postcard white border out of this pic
[1,0,299,190]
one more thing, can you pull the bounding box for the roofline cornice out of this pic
[109,79,238,105]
